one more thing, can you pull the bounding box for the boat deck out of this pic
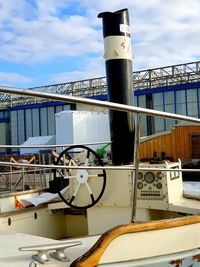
[0,232,99,267]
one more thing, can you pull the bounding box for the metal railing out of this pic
[0,87,200,221]
[0,141,111,193]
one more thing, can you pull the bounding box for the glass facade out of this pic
[9,103,71,145]
[153,93,165,133]
[176,90,187,116]
[135,86,200,136]
[164,91,176,130]
[0,110,8,119]
[186,89,198,117]
[137,94,147,136]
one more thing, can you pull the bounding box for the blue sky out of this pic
[0,0,200,88]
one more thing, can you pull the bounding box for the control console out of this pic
[137,161,182,201]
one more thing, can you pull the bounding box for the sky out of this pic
[0,0,200,88]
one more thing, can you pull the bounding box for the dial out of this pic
[156,172,163,179]
[156,183,162,189]
[144,172,155,184]
[137,182,143,189]
[138,172,143,179]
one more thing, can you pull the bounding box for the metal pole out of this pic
[10,164,13,192]
[48,153,52,182]
[39,154,43,187]
[22,167,25,191]
[33,169,36,189]
[131,113,140,223]
[0,87,200,124]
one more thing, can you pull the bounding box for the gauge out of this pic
[156,172,163,179]
[156,183,162,189]
[137,182,143,189]
[138,172,143,179]
[144,172,155,184]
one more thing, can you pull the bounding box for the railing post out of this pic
[131,113,140,223]
[10,163,13,192]
[22,167,25,191]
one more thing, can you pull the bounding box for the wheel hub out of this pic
[76,170,88,183]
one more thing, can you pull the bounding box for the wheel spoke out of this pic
[69,195,75,204]
[84,158,89,166]
[84,150,90,166]
[90,193,95,203]
[85,181,93,195]
[87,150,90,158]
[57,169,76,179]
[88,173,105,178]
[73,182,81,197]
[60,185,70,195]
[70,158,79,166]
[88,174,98,178]
[63,175,77,179]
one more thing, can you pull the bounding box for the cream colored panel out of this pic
[87,206,132,235]
[98,170,133,207]
[104,36,133,60]
[99,223,200,264]
[0,208,67,239]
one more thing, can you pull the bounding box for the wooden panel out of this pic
[139,125,200,161]
[191,134,200,158]
[140,132,173,161]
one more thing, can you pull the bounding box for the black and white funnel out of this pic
[98,8,135,165]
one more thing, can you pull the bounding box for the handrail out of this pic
[0,160,199,173]
[70,214,200,267]
[0,141,111,149]
[0,168,50,176]
[0,87,200,124]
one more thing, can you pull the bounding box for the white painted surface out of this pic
[0,232,99,267]
[184,181,200,200]
[55,111,110,152]
[20,135,55,155]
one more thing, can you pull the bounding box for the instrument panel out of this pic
[137,161,182,200]
[137,170,165,200]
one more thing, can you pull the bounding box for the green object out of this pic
[96,143,110,156]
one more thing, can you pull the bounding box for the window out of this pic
[32,109,40,136]
[137,95,147,136]
[153,93,165,133]
[187,89,198,117]
[176,90,186,115]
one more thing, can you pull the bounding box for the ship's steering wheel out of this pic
[53,145,106,209]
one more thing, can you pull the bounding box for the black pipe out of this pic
[98,9,135,165]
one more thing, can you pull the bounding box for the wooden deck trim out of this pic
[70,214,200,267]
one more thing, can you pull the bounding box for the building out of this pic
[0,60,200,153]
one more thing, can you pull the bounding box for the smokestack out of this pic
[98,8,135,165]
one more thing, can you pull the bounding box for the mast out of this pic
[98,9,135,165]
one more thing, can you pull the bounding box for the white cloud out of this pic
[0,0,200,86]
[0,71,34,84]
[0,0,102,63]
[49,56,105,83]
